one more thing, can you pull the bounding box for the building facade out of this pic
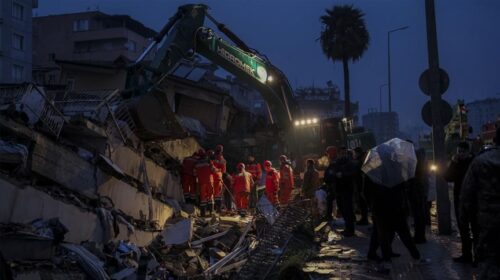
[0,0,36,83]
[362,111,400,144]
[32,11,156,85]
[466,97,500,137]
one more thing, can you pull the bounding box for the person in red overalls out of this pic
[194,149,215,217]
[246,155,262,209]
[213,145,227,212]
[232,163,253,213]
[181,151,199,203]
[263,160,280,205]
[279,155,294,205]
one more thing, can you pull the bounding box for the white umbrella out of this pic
[361,138,417,188]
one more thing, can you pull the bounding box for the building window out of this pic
[73,19,89,31]
[12,33,24,50]
[12,2,24,20]
[125,40,137,52]
[12,65,23,81]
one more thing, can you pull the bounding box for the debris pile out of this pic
[0,84,316,279]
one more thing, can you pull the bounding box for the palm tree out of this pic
[319,5,370,118]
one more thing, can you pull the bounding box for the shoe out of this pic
[356,219,369,225]
[453,255,472,263]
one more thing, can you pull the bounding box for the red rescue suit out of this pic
[279,164,294,205]
[246,162,262,183]
[181,155,198,200]
[232,171,253,210]
[194,158,215,207]
[212,154,226,202]
[265,168,280,205]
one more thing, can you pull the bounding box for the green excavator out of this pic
[123,4,296,140]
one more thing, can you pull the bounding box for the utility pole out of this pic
[425,0,451,234]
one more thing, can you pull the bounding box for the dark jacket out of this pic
[460,147,500,259]
[445,155,473,195]
[330,157,356,191]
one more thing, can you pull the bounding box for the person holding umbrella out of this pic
[362,139,421,261]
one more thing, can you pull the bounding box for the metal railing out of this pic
[0,83,66,138]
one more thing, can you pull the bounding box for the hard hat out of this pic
[215,144,223,153]
[237,162,245,170]
[326,146,337,158]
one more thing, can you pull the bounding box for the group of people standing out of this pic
[445,128,500,280]
[181,145,295,216]
[313,143,430,261]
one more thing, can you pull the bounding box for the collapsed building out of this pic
[0,81,311,279]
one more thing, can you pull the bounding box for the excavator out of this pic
[123,4,295,140]
[122,4,374,170]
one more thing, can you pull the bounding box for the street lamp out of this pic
[379,83,388,112]
[388,25,409,112]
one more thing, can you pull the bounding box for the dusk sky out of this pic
[34,0,500,129]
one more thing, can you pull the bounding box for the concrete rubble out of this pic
[0,84,314,279]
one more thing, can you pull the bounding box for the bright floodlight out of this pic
[312,118,318,123]
[294,121,300,126]
[306,119,312,124]
[300,120,306,125]
[267,75,274,82]
[430,164,438,172]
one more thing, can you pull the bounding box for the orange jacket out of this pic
[232,171,253,194]
[182,156,197,176]
[195,158,215,185]
[246,162,262,182]
[280,164,294,188]
[213,154,227,173]
[265,168,280,192]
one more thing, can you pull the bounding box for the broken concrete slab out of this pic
[96,172,174,225]
[31,133,97,199]
[191,230,230,247]
[1,177,163,247]
[0,177,103,243]
[161,218,194,245]
[157,137,200,161]
[61,117,108,154]
[0,234,55,261]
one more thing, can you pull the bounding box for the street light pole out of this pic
[388,26,409,113]
[379,83,388,112]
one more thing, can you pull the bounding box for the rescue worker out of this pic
[302,159,319,199]
[279,155,294,205]
[460,128,500,279]
[246,155,262,209]
[445,141,476,263]
[263,160,280,205]
[213,144,227,212]
[232,163,253,213]
[213,145,232,213]
[331,147,356,236]
[194,149,215,217]
[324,146,338,221]
[181,151,198,203]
